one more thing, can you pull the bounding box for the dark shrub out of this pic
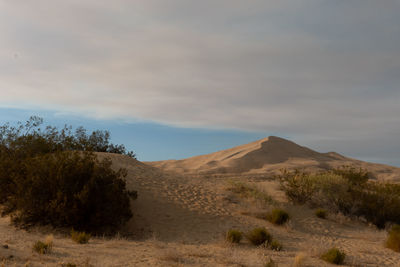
[246,227,272,246]
[266,209,290,225]
[315,209,327,219]
[386,224,400,252]
[279,170,316,204]
[0,117,135,234]
[280,169,400,229]
[270,240,283,251]
[320,248,345,265]
[226,229,243,244]
[3,151,132,233]
[332,166,369,185]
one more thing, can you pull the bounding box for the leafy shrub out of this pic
[350,182,400,229]
[315,209,327,219]
[320,248,345,265]
[71,229,91,244]
[0,117,135,234]
[266,209,290,225]
[226,229,242,244]
[61,264,77,267]
[332,166,369,185]
[279,170,316,204]
[270,240,283,251]
[279,168,400,229]
[386,224,400,252]
[246,227,272,246]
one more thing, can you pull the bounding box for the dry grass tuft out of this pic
[32,235,53,255]
[386,224,400,252]
[71,229,91,244]
[160,250,184,264]
[293,252,307,267]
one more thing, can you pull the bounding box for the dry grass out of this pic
[159,250,184,264]
[293,252,307,267]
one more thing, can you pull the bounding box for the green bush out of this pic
[266,209,290,225]
[246,227,272,246]
[71,229,91,244]
[332,166,369,185]
[386,224,400,252]
[270,240,283,251]
[320,248,345,265]
[315,209,327,219]
[279,168,400,229]
[278,170,316,204]
[0,117,135,234]
[32,240,52,254]
[226,229,242,244]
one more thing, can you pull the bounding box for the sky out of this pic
[0,1,399,166]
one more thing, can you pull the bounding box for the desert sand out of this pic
[1,138,400,266]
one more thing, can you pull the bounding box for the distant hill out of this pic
[148,136,400,182]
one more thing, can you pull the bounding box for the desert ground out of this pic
[1,137,400,266]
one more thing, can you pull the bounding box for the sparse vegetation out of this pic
[320,248,346,265]
[61,264,77,267]
[32,236,53,255]
[228,181,275,205]
[270,240,283,251]
[71,229,91,244]
[266,208,290,225]
[315,209,327,219]
[246,227,272,246]
[264,258,277,267]
[386,224,400,252]
[279,168,400,228]
[226,229,243,244]
[0,117,135,234]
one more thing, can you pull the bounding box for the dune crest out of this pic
[149,136,400,182]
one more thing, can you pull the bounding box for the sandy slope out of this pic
[1,150,400,266]
[148,136,400,182]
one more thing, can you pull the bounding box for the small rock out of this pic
[2,244,8,249]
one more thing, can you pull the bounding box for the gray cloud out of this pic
[0,0,399,165]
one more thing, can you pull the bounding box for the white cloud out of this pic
[0,0,399,163]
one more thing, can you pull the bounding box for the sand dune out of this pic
[2,147,400,266]
[149,136,400,182]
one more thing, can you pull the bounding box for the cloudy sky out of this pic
[0,1,399,165]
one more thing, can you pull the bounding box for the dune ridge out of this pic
[149,136,400,182]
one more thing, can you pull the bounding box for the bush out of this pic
[266,209,290,225]
[279,169,400,229]
[71,229,91,244]
[332,166,369,185]
[270,240,283,251]
[0,117,135,234]
[315,209,327,219]
[226,229,242,244]
[320,248,345,265]
[246,227,272,246]
[386,224,400,252]
[278,170,316,204]
[32,238,53,254]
